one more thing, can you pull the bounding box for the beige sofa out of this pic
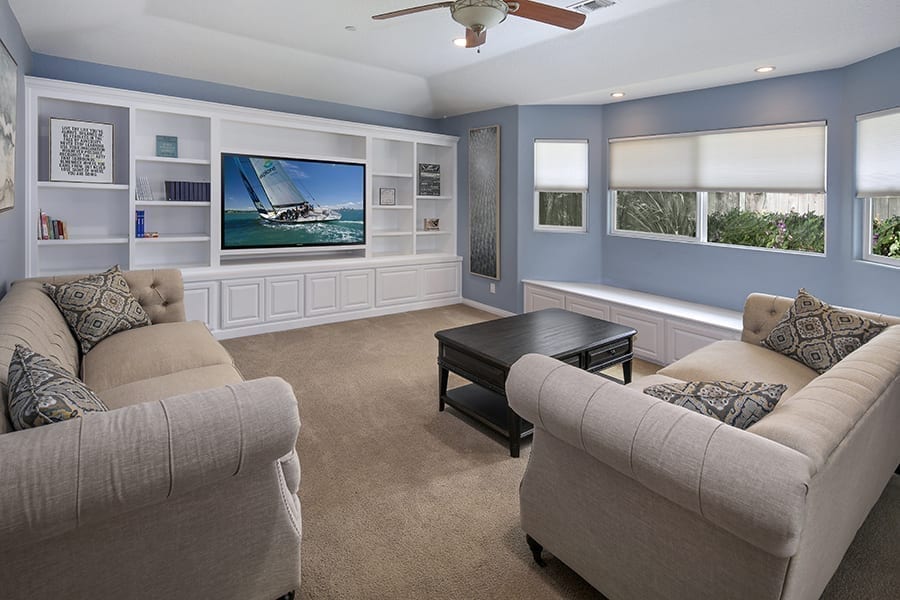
[507,293,900,600]
[0,269,302,600]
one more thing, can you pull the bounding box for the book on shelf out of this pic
[38,211,68,240]
[164,180,211,202]
[136,176,154,202]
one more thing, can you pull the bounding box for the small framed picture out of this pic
[379,187,397,206]
[50,118,114,183]
[424,218,440,231]
[155,135,178,158]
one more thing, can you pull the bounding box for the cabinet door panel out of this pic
[266,275,303,322]
[183,281,218,330]
[305,273,340,316]
[222,278,264,329]
[341,269,374,311]
[610,306,665,363]
[666,320,739,364]
[422,263,460,300]
[376,266,420,306]
[525,287,565,312]
[565,296,609,321]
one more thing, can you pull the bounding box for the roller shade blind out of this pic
[534,140,588,190]
[857,108,900,196]
[609,122,827,192]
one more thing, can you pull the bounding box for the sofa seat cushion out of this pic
[96,364,244,410]
[658,340,818,401]
[83,321,234,392]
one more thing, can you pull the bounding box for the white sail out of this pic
[249,157,309,208]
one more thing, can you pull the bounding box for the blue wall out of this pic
[30,54,439,133]
[441,46,900,315]
[439,107,520,313]
[0,0,32,296]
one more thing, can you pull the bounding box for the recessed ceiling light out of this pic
[345,25,357,32]
[610,91,626,98]
[453,38,467,47]
[755,65,776,74]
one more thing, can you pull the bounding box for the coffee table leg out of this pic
[623,359,633,384]
[439,366,449,411]
[508,407,521,458]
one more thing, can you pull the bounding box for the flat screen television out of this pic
[221,153,365,251]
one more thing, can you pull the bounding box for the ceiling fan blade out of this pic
[466,28,487,48]
[372,2,454,20]
[507,0,587,30]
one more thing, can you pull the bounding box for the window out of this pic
[609,123,827,253]
[857,107,900,265]
[534,140,588,232]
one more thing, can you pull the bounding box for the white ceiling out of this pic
[10,0,900,119]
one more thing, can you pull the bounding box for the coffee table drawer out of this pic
[440,345,505,389]
[587,340,632,371]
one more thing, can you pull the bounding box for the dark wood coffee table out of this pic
[435,308,637,457]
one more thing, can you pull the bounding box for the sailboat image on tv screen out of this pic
[235,156,342,224]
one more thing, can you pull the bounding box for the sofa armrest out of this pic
[0,377,299,550]
[507,354,813,558]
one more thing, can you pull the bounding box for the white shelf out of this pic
[37,236,129,246]
[416,195,452,201]
[135,156,211,165]
[416,230,453,236]
[372,205,413,210]
[135,235,210,243]
[135,201,211,207]
[38,182,129,191]
[371,231,414,238]
[372,172,413,179]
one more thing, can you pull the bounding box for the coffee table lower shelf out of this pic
[441,384,534,455]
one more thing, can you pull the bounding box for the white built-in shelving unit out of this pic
[25,78,461,337]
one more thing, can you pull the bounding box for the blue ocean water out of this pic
[223,209,365,248]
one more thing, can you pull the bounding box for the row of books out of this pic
[134,177,211,203]
[38,211,68,240]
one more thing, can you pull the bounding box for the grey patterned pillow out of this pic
[7,345,108,430]
[762,289,888,374]
[44,266,151,354]
[643,380,786,430]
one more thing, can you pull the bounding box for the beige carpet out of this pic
[222,304,899,600]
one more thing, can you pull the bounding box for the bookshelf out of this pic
[25,78,458,277]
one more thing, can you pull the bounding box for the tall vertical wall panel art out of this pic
[468,125,500,279]
[0,36,16,212]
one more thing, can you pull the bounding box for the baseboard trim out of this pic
[460,298,516,317]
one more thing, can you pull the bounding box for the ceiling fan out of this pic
[372,0,587,49]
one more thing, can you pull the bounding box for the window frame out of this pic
[533,139,589,233]
[863,197,900,268]
[857,106,900,268]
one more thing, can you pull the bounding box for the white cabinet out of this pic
[265,275,303,322]
[610,307,666,363]
[376,266,420,306]
[422,263,460,300]
[305,273,340,316]
[341,270,375,311]
[222,278,265,329]
[565,296,609,321]
[525,287,565,312]
[666,319,740,363]
[183,281,218,330]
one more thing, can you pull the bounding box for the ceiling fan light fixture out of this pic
[451,0,509,32]
[453,37,468,47]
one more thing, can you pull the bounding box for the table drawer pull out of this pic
[587,341,631,368]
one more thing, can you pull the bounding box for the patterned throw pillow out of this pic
[762,289,888,374]
[44,266,151,354]
[643,380,786,430]
[7,345,108,430]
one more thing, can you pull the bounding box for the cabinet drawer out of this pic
[439,345,505,390]
[586,340,632,371]
[558,353,581,367]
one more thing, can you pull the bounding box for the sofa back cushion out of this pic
[0,269,185,433]
[741,292,899,345]
[747,324,900,471]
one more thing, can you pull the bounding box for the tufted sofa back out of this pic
[0,269,185,434]
[741,292,900,345]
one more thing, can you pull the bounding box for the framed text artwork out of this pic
[50,118,114,183]
[468,125,500,279]
[0,37,16,213]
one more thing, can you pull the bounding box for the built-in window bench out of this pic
[523,280,743,365]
